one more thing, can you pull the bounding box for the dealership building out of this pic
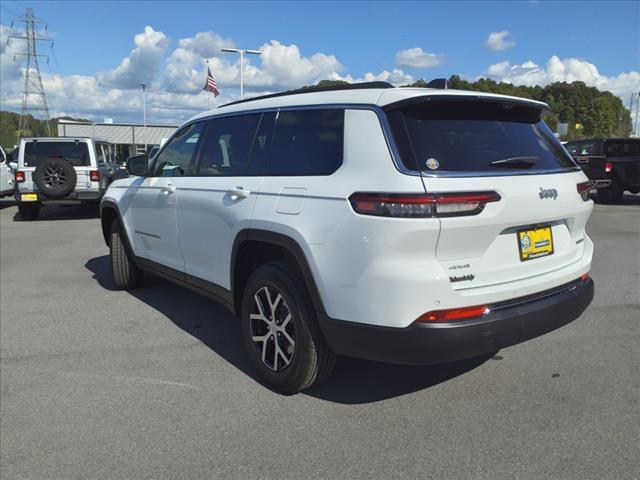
[57,119,178,162]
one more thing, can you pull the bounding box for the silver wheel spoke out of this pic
[280,313,291,329]
[252,333,269,343]
[281,329,295,347]
[273,341,279,371]
[250,285,295,372]
[250,312,270,326]
[261,337,268,363]
[276,344,291,367]
[254,291,268,318]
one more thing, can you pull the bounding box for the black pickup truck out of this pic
[564,138,640,203]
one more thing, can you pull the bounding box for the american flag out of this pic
[203,66,220,97]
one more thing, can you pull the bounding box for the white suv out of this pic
[14,137,123,220]
[101,83,595,393]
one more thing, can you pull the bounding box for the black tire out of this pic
[596,179,623,204]
[241,263,336,394]
[33,157,77,198]
[18,203,40,221]
[109,220,143,290]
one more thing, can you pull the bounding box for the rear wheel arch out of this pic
[231,230,326,316]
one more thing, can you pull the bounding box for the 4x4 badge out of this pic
[538,187,558,200]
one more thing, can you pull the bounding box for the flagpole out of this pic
[206,60,211,110]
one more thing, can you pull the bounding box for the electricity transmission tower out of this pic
[9,8,53,139]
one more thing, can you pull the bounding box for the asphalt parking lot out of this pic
[1,196,638,480]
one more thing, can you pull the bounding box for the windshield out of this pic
[23,141,90,167]
[387,100,577,173]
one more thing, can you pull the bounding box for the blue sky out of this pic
[1,0,639,124]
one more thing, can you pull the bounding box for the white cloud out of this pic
[334,68,415,86]
[97,26,170,88]
[482,55,640,107]
[395,47,442,69]
[485,31,516,51]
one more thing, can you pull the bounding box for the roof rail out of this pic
[220,81,395,108]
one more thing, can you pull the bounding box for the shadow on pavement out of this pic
[85,255,490,404]
[12,203,99,222]
[0,198,17,209]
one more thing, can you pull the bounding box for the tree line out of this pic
[313,76,633,140]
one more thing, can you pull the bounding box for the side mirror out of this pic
[126,155,149,176]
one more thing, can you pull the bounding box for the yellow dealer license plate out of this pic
[517,225,554,261]
[20,193,38,202]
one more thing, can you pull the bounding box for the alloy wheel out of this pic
[250,286,296,372]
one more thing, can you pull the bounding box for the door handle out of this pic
[229,187,250,200]
[162,184,177,195]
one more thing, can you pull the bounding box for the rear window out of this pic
[387,100,576,173]
[604,139,640,156]
[23,141,90,167]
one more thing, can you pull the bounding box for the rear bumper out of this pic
[14,190,103,202]
[320,277,594,365]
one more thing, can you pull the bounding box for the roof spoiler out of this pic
[427,78,448,89]
[383,94,550,112]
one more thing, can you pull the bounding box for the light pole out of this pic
[139,83,147,127]
[221,48,261,99]
[635,90,640,137]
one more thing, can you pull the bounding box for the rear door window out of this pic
[196,114,261,176]
[265,109,344,176]
[386,100,576,173]
[23,141,90,167]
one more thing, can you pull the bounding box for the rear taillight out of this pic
[576,181,593,201]
[580,273,590,282]
[604,162,613,173]
[349,192,501,218]
[15,171,25,183]
[90,170,100,182]
[417,305,489,322]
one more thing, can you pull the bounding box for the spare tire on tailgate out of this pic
[33,157,77,198]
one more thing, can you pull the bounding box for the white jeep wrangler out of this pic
[101,82,594,393]
[14,137,124,220]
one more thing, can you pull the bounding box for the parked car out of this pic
[0,146,15,198]
[13,137,126,220]
[564,138,640,203]
[101,82,594,393]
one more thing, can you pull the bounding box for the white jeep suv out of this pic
[14,137,123,220]
[101,82,594,393]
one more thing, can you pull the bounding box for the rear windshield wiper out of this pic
[489,156,538,169]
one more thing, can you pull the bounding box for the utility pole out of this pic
[139,83,147,127]
[221,48,262,99]
[635,91,640,137]
[629,93,636,137]
[139,83,147,154]
[9,8,52,139]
